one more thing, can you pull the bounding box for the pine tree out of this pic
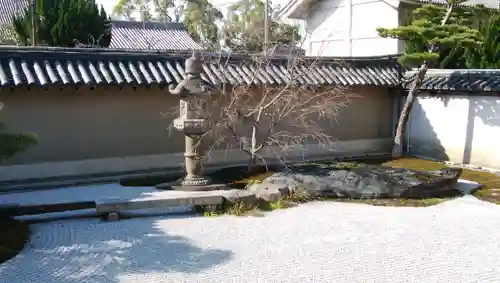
[376,0,482,158]
[396,3,490,68]
[13,0,111,47]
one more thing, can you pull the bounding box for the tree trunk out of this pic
[392,63,428,158]
[392,3,454,158]
[246,123,258,171]
[248,154,257,170]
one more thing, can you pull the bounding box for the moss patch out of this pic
[0,217,30,264]
[382,157,500,204]
[236,157,499,208]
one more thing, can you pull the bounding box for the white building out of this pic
[278,0,499,57]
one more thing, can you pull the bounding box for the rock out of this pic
[251,164,462,199]
[220,189,258,210]
[219,189,258,207]
[246,184,284,202]
[257,189,282,202]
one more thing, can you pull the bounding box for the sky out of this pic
[96,0,118,16]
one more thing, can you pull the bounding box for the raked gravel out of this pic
[1,195,500,283]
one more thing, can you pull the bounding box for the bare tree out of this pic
[165,6,362,171]
[166,53,359,170]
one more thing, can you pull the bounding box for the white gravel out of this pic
[1,195,500,283]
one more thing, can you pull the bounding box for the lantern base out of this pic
[156,178,229,191]
[181,175,212,186]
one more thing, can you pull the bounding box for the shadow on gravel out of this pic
[0,215,233,283]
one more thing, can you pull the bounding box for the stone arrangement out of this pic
[247,164,463,200]
[0,162,468,223]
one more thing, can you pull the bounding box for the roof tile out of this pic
[0,0,202,51]
[0,47,401,88]
[404,69,500,92]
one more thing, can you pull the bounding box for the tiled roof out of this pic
[0,24,16,44]
[404,69,500,92]
[0,46,401,88]
[109,21,202,51]
[0,0,202,51]
[4,46,500,93]
[0,0,26,25]
[0,0,27,44]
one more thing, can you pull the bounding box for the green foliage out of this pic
[112,0,301,52]
[397,3,500,69]
[153,0,177,22]
[184,0,224,50]
[222,0,302,53]
[113,0,222,50]
[114,0,155,21]
[13,0,111,47]
[0,121,37,163]
[462,12,500,68]
[203,211,219,217]
[377,3,483,67]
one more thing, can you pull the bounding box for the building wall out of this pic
[304,0,401,57]
[408,94,500,170]
[0,85,394,182]
[0,86,184,164]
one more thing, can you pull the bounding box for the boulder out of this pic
[219,189,258,207]
[248,164,462,199]
[246,184,283,202]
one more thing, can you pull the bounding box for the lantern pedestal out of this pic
[162,52,228,192]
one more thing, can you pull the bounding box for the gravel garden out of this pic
[1,156,500,282]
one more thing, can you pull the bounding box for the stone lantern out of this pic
[167,52,220,190]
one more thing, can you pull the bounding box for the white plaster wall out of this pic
[305,0,400,57]
[408,95,500,169]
